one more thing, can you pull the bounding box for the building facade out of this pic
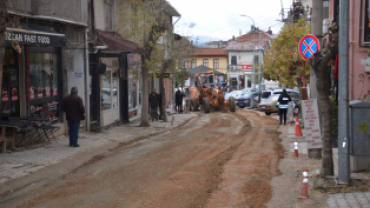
[3,0,89,135]
[185,48,228,86]
[328,0,370,101]
[88,0,180,128]
[225,28,274,90]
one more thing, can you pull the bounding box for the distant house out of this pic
[206,40,228,48]
[184,48,228,87]
[224,27,277,90]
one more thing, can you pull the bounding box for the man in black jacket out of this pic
[277,89,291,125]
[149,88,159,121]
[175,90,184,113]
[61,87,85,147]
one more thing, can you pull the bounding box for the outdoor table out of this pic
[0,121,26,153]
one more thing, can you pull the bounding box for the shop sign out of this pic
[242,65,252,71]
[74,72,83,78]
[5,31,65,47]
[302,99,323,149]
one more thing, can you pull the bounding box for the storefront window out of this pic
[26,47,61,123]
[1,48,20,118]
[101,71,112,110]
[29,52,58,99]
[112,73,118,108]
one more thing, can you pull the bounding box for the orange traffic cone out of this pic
[295,117,303,137]
[298,169,309,199]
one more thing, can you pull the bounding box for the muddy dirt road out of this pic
[1,110,283,208]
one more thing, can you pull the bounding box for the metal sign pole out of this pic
[338,0,350,184]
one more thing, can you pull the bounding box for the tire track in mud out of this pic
[9,112,251,208]
[202,109,284,208]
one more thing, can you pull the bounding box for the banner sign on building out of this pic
[302,99,323,149]
[5,31,65,47]
[242,65,252,71]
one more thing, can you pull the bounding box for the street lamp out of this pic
[240,14,257,107]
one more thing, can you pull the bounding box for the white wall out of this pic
[66,49,86,126]
[94,0,105,30]
[228,51,254,66]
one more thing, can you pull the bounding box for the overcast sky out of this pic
[167,0,293,45]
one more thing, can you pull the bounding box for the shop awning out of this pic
[189,65,225,75]
[92,29,146,54]
[5,22,65,47]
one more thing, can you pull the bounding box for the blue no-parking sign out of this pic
[298,34,320,60]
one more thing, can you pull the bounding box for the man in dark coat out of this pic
[61,87,85,147]
[149,88,159,121]
[277,89,291,125]
[175,90,184,113]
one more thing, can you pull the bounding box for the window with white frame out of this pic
[203,59,208,67]
[213,59,219,69]
[192,59,197,68]
[185,61,191,69]
[105,0,113,30]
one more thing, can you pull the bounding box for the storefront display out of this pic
[1,47,20,118]
[26,46,62,123]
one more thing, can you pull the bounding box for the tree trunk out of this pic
[139,55,150,127]
[315,52,334,178]
[311,44,337,178]
[159,61,167,122]
[0,0,7,108]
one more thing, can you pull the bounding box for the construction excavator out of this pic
[189,76,236,113]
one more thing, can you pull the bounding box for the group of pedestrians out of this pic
[61,86,186,148]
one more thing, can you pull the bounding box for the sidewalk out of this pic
[0,113,197,187]
[259,111,370,208]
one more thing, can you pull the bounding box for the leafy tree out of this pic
[264,19,310,88]
[117,0,182,126]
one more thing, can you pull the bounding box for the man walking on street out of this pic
[149,88,159,121]
[277,89,291,125]
[61,87,85,147]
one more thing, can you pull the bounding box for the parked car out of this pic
[260,88,300,103]
[225,91,242,101]
[257,94,281,115]
[235,92,259,108]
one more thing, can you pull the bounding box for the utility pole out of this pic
[309,0,323,159]
[338,0,350,184]
[258,31,262,93]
